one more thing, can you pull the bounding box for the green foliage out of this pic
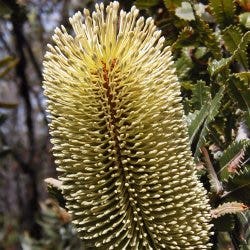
[190,80,210,109]
[194,87,224,158]
[187,80,220,151]
[209,31,250,76]
[222,26,248,70]
[227,165,250,202]
[193,14,221,60]
[229,74,250,112]
[172,26,194,50]
[209,0,235,28]
[174,48,192,79]
[188,104,209,145]
[218,140,250,181]
[231,74,250,104]
[239,12,250,29]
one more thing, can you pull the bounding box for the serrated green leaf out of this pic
[229,72,250,113]
[218,140,250,181]
[193,122,210,159]
[209,31,250,77]
[223,25,248,70]
[208,57,231,77]
[174,50,192,79]
[194,87,224,158]
[234,72,250,83]
[207,87,224,121]
[191,80,210,109]
[193,14,221,60]
[226,165,250,202]
[228,82,249,114]
[188,105,210,144]
[172,26,195,51]
[209,0,235,28]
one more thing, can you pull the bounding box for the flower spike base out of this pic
[43,1,212,249]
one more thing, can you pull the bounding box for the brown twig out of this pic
[201,146,223,195]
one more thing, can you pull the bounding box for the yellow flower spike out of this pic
[43,1,212,249]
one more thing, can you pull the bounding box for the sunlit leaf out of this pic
[239,12,250,29]
[175,2,195,21]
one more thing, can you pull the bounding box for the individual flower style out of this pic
[43,2,212,249]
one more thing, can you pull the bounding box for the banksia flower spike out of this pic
[43,2,212,249]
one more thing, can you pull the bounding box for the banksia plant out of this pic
[43,1,212,249]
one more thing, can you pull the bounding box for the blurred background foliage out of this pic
[0,0,249,249]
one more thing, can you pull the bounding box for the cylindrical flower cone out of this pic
[43,2,212,249]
